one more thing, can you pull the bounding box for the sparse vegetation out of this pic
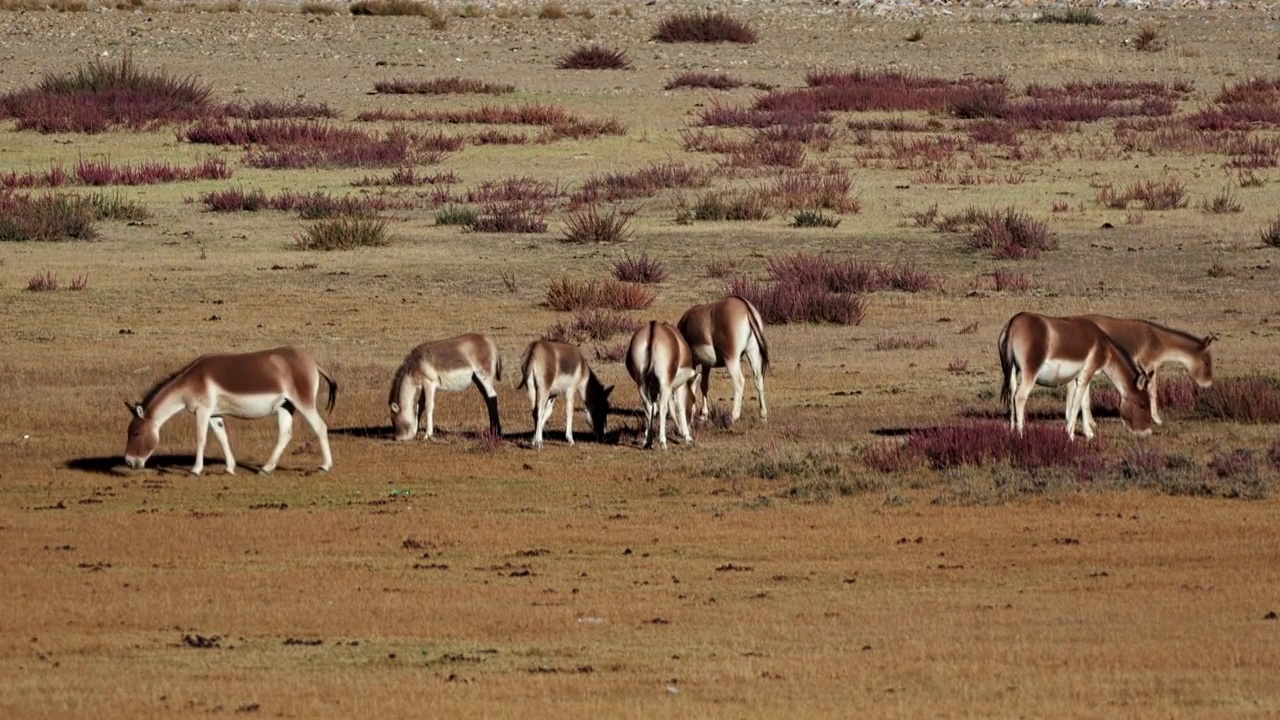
[373,77,515,95]
[294,216,391,250]
[653,10,758,44]
[545,278,656,312]
[664,72,744,91]
[611,253,668,284]
[1261,217,1280,247]
[556,45,632,70]
[1035,8,1103,25]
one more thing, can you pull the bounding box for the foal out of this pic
[389,333,503,441]
[1073,314,1214,426]
[124,346,336,475]
[677,295,770,424]
[516,340,613,448]
[998,313,1154,439]
[625,321,697,449]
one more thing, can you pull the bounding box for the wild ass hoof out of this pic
[225,466,236,475]
[259,465,276,475]
[189,467,204,477]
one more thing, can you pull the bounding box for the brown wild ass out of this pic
[677,295,770,424]
[124,346,336,475]
[389,333,502,441]
[1073,314,1214,428]
[626,321,697,449]
[516,340,613,449]
[998,313,1154,439]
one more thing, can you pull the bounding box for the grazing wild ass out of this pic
[1073,314,1214,426]
[677,295,770,424]
[626,321,697,449]
[516,340,613,448]
[124,346,336,475]
[389,333,503,441]
[998,313,1154,439]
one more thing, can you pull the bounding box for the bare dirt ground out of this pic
[1,2,1279,717]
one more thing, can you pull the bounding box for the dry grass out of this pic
[3,7,1280,720]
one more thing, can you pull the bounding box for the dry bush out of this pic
[611,253,668,284]
[664,72,744,91]
[1035,8,1103,25]
[989,268,1034,293]
[352,167,459,188]
[556,45,632,70]
[571,162,710,206]
[768,170,858,212]
[221,100,337,120]
[543,309,642,344]
[1193,376,1280,423]
[690,190,772,221]
[0,192,98,242]
[27,271,59,292]
[873,336,937,351]
[294,217,391,251]
[68,273,88,291]
[560,206,631,243]
[1260,217,1280,247]
[434,205,476,226]
[350,0,447,27]
[537,1,566,19]
[704,257,739,279]
[0,52,211,133]
[373,77,514,95]
[653,10,758,44]
[1132,26,1164,52]
[469,202,546,233]
[962,208,1058,259]
[725,278,865,325]
[545,278,655,312]
[74,157,230,186]
[790,210,841,228]
[1199,187,1242,214]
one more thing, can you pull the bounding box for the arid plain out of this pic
[1,1,1279,717]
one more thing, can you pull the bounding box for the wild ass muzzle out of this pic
[677,295,770,424]
[626,321,697,449]
[516,340,613,449]
[1073,314,1215,426]
[124,346,336,475]
[389,333,503,441]
[998,313,1154,439]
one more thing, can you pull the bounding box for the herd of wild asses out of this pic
[123,296,1215,475]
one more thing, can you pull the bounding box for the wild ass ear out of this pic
[1135,371,1151,392]
[389,402,400,413]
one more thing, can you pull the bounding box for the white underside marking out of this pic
[1035,360,1086,387]
[691,344,718,367]
[210,393,287,419]
[548,374,578,397]
[435,367,476,392]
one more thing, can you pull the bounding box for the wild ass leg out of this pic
[527,379,544,449]
[1012,373,1035,437]
[1148,367,1162,425]
[422,383,437,439]
[563,386,576,446]
[674,383,693,444]
[1064,378,1082,439]
[260,406,294,474]
[208,417,236,475]
[473,373,502,437]
[638,384,656,449]
[725,355,747,422]
[1080,383,1097,438]
[696,365,711,421]
[191,407,213,476]
[745,342,767,421]
[656,385,673,450]
[295,403,333,472]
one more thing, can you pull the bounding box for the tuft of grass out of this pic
[1035,8,1103,25]
[705,257,739,279]
[560,206,632,243]
[664,72,744,91]
[545,278,656,312]
[537,1,566,19]
[990,268,1034,293]
[874,336,938,351]
[556,45,632,70]
[468,202,547,233]
[373,77,515,95]
[905,28,925,43]
[0,192,98,242]
[68,273,88,291]
[543,309,642,344]
[1192,375,1280,423]
[435,205,477,227]
[350,0,447,27]
[27,271,60,292]
[1132,26,1164,52]
[653,10,758,44]
[611,253,668,284]
[725,278,865,326]
[84,191,150,222]
[294,217,391,251]
[791,209,841,228]
[1260,217,1280,248]
[690,190,772,222]
[963,208,1058,259]
[1199,187,1242,214]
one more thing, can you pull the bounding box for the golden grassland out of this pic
[2,3,1280,717]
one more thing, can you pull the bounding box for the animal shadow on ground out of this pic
[64,454,293,476]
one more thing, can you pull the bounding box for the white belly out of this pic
[211,393,286,419]
[691,344,718,367]
[434,366,476,393]
[1035,360,1085,387]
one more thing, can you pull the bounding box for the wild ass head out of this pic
[1190,334,1216,388]
[388,365,423,441]
[1116,369,1154,437]
[123,401,160,468]
[585,373,614,441]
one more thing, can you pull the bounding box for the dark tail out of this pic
[318,367,338,414]
[515,342,535,391]
[997,320,1013,411]
[642,321,657,393]
[737,296,770,375]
